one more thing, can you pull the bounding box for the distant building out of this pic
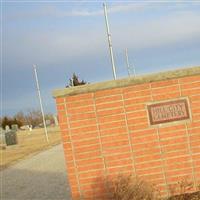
[20,125,31,130]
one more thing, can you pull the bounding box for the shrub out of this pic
[104,174,160,200]
[66,73,87,87]
[168,178,194,200]
[167,178,200,200]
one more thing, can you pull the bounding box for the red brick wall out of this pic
[55,74,200,199]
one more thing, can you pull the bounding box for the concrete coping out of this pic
[52,66,200,98]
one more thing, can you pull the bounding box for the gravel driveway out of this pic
[1,144,71,200]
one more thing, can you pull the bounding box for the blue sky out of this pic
[2,1,200,116]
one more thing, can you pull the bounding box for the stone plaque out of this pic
[148,99,190,125]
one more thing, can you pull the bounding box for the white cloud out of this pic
[5,6,200,72]
[8,1,199,20]
[8,2,156,19]
[112,11,200,50]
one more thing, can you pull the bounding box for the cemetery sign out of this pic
[147,99,190,125]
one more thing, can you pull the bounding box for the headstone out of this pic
[0,128,6,146]
[0,127,4,134]
[53,115,58,126]
[29,125,32,131]
[11,124,18,131]
[46,120,51,126]
[5,125,10,132]
[5,130,18,146]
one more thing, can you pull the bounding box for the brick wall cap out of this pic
[52,66,200,98]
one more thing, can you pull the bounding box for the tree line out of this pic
[0,74,87,130]
[0,109,54,130]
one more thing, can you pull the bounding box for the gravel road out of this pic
[1,144,71,200]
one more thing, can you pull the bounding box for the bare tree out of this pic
[1,116,22,129]
[14,111,27,125]
[1,109,55,129]
[45,113,54,124]
[26,109,43,128]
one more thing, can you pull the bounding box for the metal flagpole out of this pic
[103,3,117,80]
[33,64,49,143]
[125,48,136,77]
[132,56,136,77]
[125,48,131,77]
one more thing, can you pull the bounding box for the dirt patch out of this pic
[0,126,62,170]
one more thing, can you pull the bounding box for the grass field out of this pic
[0,126,61,170]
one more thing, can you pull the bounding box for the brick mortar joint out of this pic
[150,83,169,196]
[185,123,197,190]
[120,90,137,175]
[92,93,108,177]
[63,99,83,199]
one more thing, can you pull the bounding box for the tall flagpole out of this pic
[103,3,117,80]
[33,64,49,143]
[125,48,136,77]
[125,48,131,77]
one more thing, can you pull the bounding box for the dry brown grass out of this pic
[104,174,160,200]
[168,179,200,200]
[104,174,200,200]
[0,126,61,170]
